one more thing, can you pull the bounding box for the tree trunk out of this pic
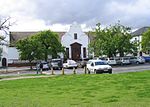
[119,51,124,57]
[45,47,48,61]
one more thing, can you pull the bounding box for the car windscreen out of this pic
[51,60,61,63]
[95,61,107,65]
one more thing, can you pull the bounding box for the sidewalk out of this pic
[0,67,32,74]
[0,75,54,81]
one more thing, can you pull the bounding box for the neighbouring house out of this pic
[131,26,150,56]
[4,23,93,66]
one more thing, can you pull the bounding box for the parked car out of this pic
[143,56,150,63]
[36,61,50,71]
[106,57,117,65]
[63,59,78,69]
[50,59,63,70]
[129,56,145,64]
[119,57,131,65]
[86,60,112,74]
[79,58,89,68]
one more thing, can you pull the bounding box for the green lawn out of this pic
[0,71,150,107]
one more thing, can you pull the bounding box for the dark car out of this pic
[50,59,63,70]
[143,56,150,62]
[36,61,50,71]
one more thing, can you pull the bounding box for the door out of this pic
[2,58,7,67]
[71,42,81,60]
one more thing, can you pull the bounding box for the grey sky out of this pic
[32,0,149,27]
[0,0,150,31]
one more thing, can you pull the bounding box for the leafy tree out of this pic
[16,30,64,66]
[0,16,14,59]
[89,22,137,57]
[33,30,64,61]
[16,37,43,69]
[109,23,136,57]
[142,28,150,54]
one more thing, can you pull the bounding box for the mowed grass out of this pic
[0,71,150,107]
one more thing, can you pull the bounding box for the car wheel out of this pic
[136,61,139,64]
[109,69,112,74]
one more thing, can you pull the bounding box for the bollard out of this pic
[62,67,65,75]
[51,68,55,75]
[40,68,43,74]
[84,66,87,74]
[87,68,90,74]
[73,67,76,74]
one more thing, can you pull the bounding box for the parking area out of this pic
[0,63,150,77]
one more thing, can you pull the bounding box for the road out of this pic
[0,63,150,76]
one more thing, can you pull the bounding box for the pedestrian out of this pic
[40,62,43,74]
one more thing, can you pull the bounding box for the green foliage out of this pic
[0,71,150,107]
[142,28,150,53]
[33,30,64,61]
[16,30,64,62]
[16,37,42,62]
[89,22,137,57]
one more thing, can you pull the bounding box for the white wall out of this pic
[0,30,9,66]
[8,47,19,63]
[61,22,89,59]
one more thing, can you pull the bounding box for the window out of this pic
[83,47,86,58]
[74,33,77,39]
[66,48,69,59]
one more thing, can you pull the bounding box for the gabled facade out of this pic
[61,22,90,60]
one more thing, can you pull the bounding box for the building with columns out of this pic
[61,22,90,60]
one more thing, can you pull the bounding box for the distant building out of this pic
[6,23,92,65]
[131,27,150,56]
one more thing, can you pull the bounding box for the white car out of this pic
[105,57,117,65]
[63,60,78,69]
[86,60,112,74]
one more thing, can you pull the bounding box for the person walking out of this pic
[39,62,43,74]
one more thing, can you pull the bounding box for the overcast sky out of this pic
[0,0,150,31]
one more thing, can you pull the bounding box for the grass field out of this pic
[0,71,150,107]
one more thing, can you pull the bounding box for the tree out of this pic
[89,22,137,57]
[109,23,136,57]
[0,17,14,40]
[16,37,43,69]
[16,30,64,67]
[142,28,150,54]
[0,16,14,58]
[33,30,64,61]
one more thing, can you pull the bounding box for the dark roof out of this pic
[10,31,66,46]
[131,27,150,36]
[9,31,94,46]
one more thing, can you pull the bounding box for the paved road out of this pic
[0,63,150,77]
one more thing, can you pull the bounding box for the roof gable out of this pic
[131,27,150,36]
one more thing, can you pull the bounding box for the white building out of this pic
[131,27,150,56]
[61,22,90,60]
[4,23,91,66]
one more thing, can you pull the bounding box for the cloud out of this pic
[0,0,150,31]
[31,0,150,28]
